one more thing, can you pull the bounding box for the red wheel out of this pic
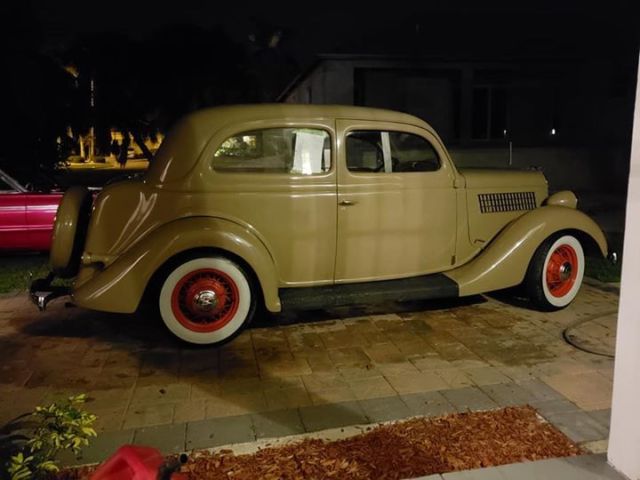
[159,257,254,344]
[544,244,579,298]
[525,234,585,310]
[170,269,240,333]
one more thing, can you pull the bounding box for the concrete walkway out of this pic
[0,283,618,468]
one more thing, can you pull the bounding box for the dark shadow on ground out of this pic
[253,295,488,328]
[20,295,489,342]
[485,288,533,310]
[21,303,181,348]
[3,292,491,451]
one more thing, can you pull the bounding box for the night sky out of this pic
[0,0,637,174]
[19,1,640,64]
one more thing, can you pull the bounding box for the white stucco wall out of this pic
[607,55,640,480]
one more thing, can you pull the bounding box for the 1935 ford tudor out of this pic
[31,104,609,345]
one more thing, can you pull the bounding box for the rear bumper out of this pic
[29,272,71,310]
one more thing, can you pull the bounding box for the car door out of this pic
[208,122,337,286]
[335,120,457,282]
[0,177,27,249]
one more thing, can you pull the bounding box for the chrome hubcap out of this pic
[192,290,218,312]
[559,262,572,282]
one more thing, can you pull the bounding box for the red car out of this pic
[0,168,63,251]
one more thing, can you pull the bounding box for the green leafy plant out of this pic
[1,394,97,480]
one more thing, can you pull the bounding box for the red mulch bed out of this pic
[59,406,581,480]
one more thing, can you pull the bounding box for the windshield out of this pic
[0,168,25,192]
[0,167,61,192]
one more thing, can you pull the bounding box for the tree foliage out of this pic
[62,24,259,163]
[0,13,286,173]
[1,394,97,480]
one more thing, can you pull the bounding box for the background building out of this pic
[280,54,636,196]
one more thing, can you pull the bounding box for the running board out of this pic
[279,273,459,311]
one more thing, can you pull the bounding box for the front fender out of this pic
[445,206,607,296]
[73,217,280,314]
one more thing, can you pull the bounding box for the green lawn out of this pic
[585,255,622,283]
[0,255,50,293]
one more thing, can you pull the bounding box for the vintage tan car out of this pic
[31,104,608,345]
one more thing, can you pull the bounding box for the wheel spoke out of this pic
[545,243,579,298]
[171,268,240,333]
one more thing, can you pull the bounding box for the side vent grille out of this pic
[478,192,536,213]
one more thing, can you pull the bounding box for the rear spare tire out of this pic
[50,186,92,278]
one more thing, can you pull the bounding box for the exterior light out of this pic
[64,65,79,78]
[550,128,556,136]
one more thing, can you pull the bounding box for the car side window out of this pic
[346,131,440,173]
[345,131,385,172]
[213,128,331,175]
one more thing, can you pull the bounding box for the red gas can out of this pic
[91,445,187,480]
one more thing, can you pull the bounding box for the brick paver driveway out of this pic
[0,282,618,463]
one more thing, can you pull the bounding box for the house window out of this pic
[346,131,440,173]
[213,128,331,175]
[472,86,508,140]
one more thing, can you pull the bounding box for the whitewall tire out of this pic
[159,256,254,345]
[525,234,585,311]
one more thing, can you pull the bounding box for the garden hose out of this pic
[561,310,618,359]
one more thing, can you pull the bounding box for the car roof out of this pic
[183,103,435,133]
[147,104,437,184]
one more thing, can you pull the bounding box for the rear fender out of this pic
[73,217,280,313]
[445,206,607,296]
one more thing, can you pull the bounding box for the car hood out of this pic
[459,168,548,189]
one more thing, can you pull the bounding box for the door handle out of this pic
[339,200,357,206]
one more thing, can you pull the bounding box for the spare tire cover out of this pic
[50,186,92,277]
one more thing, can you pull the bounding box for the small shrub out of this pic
[1,394,97,480]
